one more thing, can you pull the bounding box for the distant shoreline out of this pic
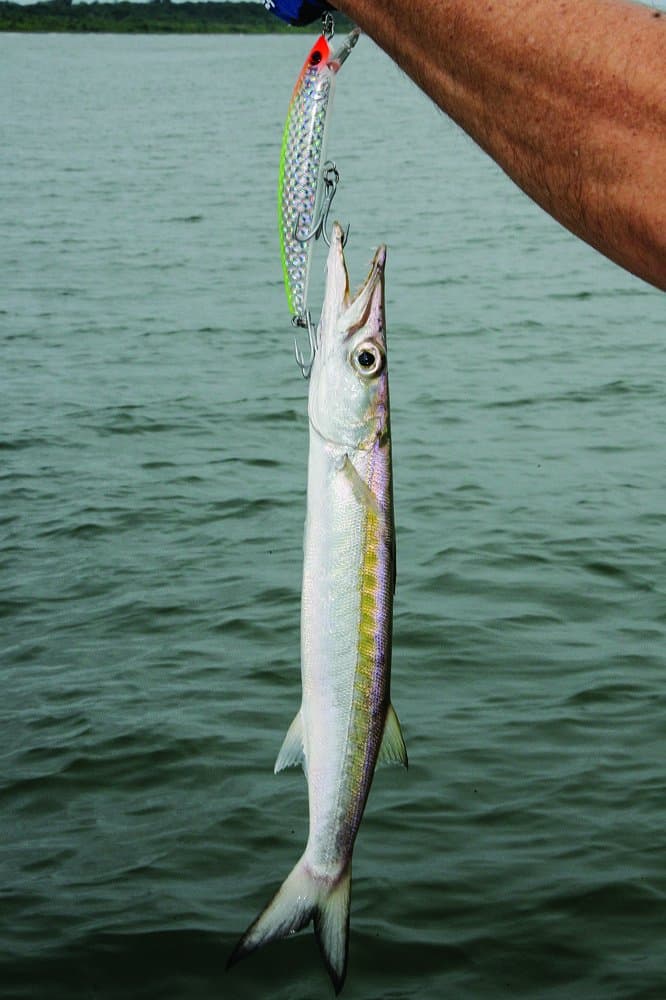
[0,0,353,33]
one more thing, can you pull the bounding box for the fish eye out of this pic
[351,341,385,378]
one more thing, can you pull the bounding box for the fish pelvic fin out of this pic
[227,856,352,995]
[378,703,408,767]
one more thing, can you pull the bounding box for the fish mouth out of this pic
[320,223,386,342]
[344,240,386,341]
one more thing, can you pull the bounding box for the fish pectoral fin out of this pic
[338,454,381,517]
[274,709,305,774]
[378,703,408,767]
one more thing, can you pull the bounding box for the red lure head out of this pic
[288,33,331,98]
[307,34,331,69]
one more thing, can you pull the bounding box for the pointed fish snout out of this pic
[343,240,386,340]
[318,226,387,358]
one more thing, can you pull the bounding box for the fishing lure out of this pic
[278,21,360,375]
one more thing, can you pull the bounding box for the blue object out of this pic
[264,0,334,27]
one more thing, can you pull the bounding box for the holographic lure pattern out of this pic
[278,28,359,320]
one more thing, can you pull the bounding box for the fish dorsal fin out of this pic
[274,709,305,774]
[378,703,407,767]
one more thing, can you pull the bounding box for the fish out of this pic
[278,27,360,324]
[227,223,407,993]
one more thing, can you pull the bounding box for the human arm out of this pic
[331,0,666,290]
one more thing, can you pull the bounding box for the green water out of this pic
[1,32,665,1000]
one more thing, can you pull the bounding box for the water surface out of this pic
[1,32,665,1000]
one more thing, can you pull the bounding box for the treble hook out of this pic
[293,312,318,379]
[294,162,351,249]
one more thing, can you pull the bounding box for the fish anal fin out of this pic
[378,703,408,767]
[274,709,305,774]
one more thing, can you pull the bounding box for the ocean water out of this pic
[1,31,665,1000]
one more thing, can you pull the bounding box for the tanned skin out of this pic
[333,0,666,289]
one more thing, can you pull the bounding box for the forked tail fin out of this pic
[227,856,352,994]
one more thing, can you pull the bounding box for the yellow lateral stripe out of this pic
[351,507,381,735]
[342,505,383,815]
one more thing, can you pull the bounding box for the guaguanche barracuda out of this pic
[228,224,407,993]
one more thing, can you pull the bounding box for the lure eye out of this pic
[351,341,385,378]
[310,50,322,65]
